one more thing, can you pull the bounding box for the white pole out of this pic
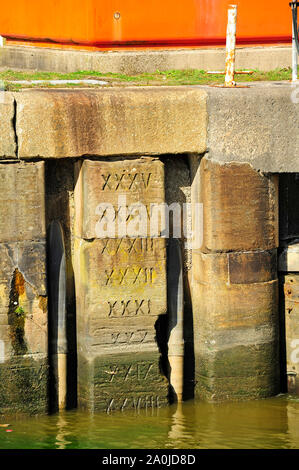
[225,5,237,87]
[292,21,298,82]
[0,36,5,47]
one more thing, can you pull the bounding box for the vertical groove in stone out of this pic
[45,159,77,412]
[278,174,299,395]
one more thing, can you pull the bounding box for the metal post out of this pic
[225,5,238,87]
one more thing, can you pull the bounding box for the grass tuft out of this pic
[0,67,296,91]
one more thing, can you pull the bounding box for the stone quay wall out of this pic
[0,83,297,414]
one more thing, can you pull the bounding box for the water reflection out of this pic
[167,404,193,448]
[55,414,72,449]
[166,397,294,448]
[286,397,299,448]
[0,395,299,449]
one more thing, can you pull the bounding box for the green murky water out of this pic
[1,395,299,449]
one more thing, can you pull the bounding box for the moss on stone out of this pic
[78,352,169,412]
[0,357,48,415]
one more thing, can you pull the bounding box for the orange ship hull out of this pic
[0,0,292,48]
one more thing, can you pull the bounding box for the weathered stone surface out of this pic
[199,157,278,252]
[0,93,16,159]
[196,370,279,401]
[0,160,48,414]
[78,352,168,412]
[75,238,166,329]
[193,279,278,333]
[0,241,47,363]
[191,157,280,401]
[1,45,293,75]
[0,357,48,415]
[192,250,278,339]
[0,247,48,399]
[15,88,207,159]
[0,242,46,306]
[205,84,299,173]
[74,158,165,239]
[74,158,168,411]
[193,278,280,400]
[193,250,277,286]
[0,161,46,242]
[11,84,299,173]
[0,287,48,413]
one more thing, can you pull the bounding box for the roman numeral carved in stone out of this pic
[99,205,151,222]
[107,299,151,317]
[100,238,155,256]
[105,268,155,286]
[105,395,161,413]
[104,363,154,384]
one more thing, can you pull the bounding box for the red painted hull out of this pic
[0,0,292,48]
